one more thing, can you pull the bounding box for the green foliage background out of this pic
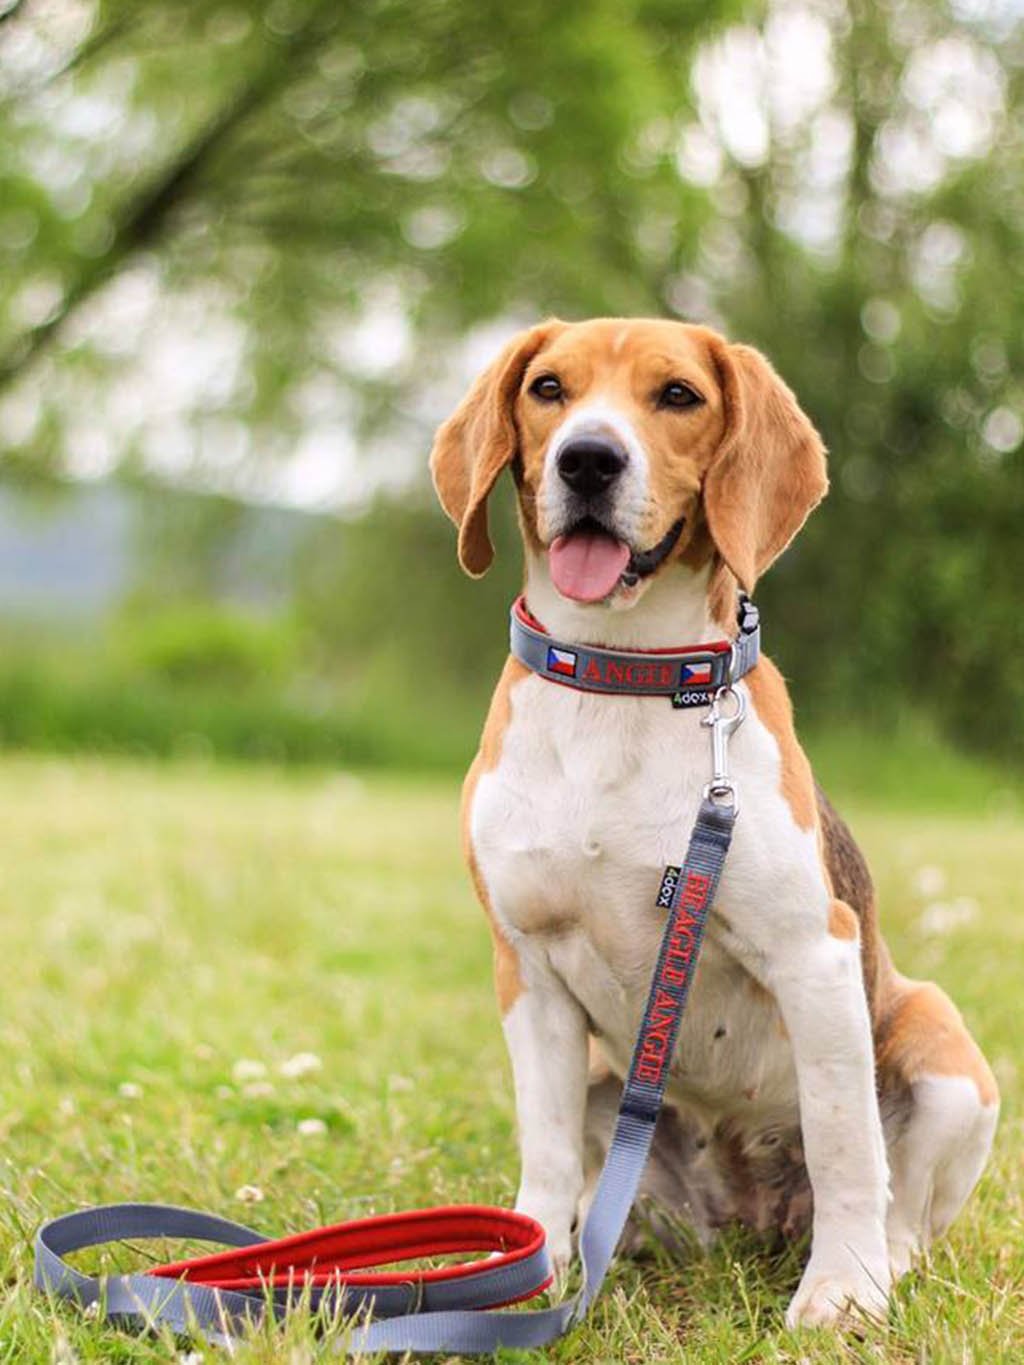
[0,0,1022,767]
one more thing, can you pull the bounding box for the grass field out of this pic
[0,749,1020,1362]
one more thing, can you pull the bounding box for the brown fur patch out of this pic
[706,557,740,630]
[745,659,816,832]
[877,980,999,1107]
[431,322,565,575]
[711,1118,812,1238]
[461,657,530,1014]
[816,790,995,1108]
[702,340,828,592]
[828,898,859,940]
[815,784,893,1018]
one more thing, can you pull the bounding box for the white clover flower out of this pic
[279,1052,322,1080]
[297,1117,327,1138]
[234,1184,265,1204]
[912,865,946,898]
[917,897,979,937]
[118,1082,143,1100]
[242,1080,275,1099]
[232,1058,267,1082]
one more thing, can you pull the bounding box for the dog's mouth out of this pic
[548,516,686,604]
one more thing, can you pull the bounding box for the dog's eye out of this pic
[529,374,563,402]
[659,381,702,410]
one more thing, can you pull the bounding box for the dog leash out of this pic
[35,683,747,1352]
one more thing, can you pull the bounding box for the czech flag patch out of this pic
[679,660,713,687]
[547,646,578,678]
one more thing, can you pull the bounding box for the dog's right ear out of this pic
[430,320,564,576]
[703,340,828,593]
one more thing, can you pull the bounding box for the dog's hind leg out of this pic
[877,979,999,1280]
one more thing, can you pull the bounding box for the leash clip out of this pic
[701,685,745,811]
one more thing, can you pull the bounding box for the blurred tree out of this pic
[0,0,736,483]
[1,0,1022,763]
[699,0,1024,750]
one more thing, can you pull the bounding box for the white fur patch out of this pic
[885,1072,998,1276]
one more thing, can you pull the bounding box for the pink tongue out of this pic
[549,531,631,603]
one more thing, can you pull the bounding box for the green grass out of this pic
[0,751,1020,1362]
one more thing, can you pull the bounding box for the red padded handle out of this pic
[152,1204,548,1292]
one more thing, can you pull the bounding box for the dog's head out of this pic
[430,317,827,605]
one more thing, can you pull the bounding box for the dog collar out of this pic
[509,594,760,707]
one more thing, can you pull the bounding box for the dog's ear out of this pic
[703,341,828,593]
[430,320,564,576]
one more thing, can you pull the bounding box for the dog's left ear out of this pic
[703,341,828,593]
[430,319,564,576]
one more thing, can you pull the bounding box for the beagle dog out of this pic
[429,317,998,1328]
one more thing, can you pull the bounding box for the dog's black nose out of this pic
[556,437,627,499]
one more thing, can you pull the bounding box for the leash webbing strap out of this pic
[34,799,736,1352]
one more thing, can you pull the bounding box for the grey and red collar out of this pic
[509,594,760,708]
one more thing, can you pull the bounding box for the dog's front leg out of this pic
[771,928,891,1329]
[503,954,589,1282]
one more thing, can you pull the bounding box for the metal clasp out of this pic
[724,641,737,688]
[701,685,746,811]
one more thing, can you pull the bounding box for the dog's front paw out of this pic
[514,1194,574,1289]
[786,1249,891,1330]
[544,1230,573,1290]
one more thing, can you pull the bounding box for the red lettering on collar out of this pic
[579,659,678,689]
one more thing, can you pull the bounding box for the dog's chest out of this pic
[470,674,800,1121]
